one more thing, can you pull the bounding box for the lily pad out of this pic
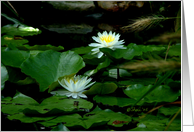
[123,84,181,103]
[119,78,156,86]
[1,92,93,116]
[1,49,30,68]
[1,24,41,37]
[1,63,9,90]
[1,35,29,47]
[21,50,85,92]
[83,82,117,95]
[18,44,64,51]
[83,106,132,128]
[8,113,55,123]
[93,95,143,107]
[100,43,166,60]
[158,106,181,116]
[71,46,93,54]
[166,43,181,56]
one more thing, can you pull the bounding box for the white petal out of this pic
[71,93,78,99]
[97,52,104,58]
[58,80,72,92]
[109,31,112,36]
[92,36,101,43]
[84,81,96,89]
[78,92,87,98]
[92,50,100,55]
[89,43,101,47]
[97,32,102,37]
[63,79,74,92]
[112,32,116,37]
[91,48,100,52]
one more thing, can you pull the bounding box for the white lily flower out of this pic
[50,75,95,99]
[89,31,126,58]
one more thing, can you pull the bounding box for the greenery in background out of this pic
[1,1,181,131]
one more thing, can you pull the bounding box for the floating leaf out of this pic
[1,92,39,115]
[93,95,143,107]
[1,93,93,116]
[166,43,181,56]
[18,44,64,51]
[119,78,156,86]
[129,113,181,131]
[51,123,70,131]
[21,50,85,92]
[8,113,55,123]
[1,49,30,68]
[83,106,132,128]
[38,114,85,128]
[158,106,181,116]
[123,84,181,103]
[83,52,105,65]
[100,43,165,60]
[1,35,29,47]
[1,63,9,90]
[108,69,132,79]
[83,82,117,95]
[71,46,93,54]
[16,77,36,85]
[1,24,41,36]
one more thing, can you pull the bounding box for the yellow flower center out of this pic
[66,77,78,84]
[100,35,115,43]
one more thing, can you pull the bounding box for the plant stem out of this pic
[117,68,120,82]
[164,107,181,131]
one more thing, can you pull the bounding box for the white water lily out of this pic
[89,31,126,58]
[50,75,95,99]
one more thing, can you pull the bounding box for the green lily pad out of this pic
[1,92,39,115]
[118,78,156,86]
[51,123,70,131]
[123,84,181,103]
[8,113,55,123]
[1,24,41,37]
[100,43,166,60]
[1,92,93,116]
[108,69,132,79]
[1,49,30,68]
[38,114,85,128]
[93,95,143,107]
[130,113,181,131]
[158,106,181,116]
[17,44,64,51]
[1,63,9,90]
[83,82,117,95]
[21,50,85,92]
[83,106,132,128]
[16,77,36,85]
[166,43,181,56]
[1,35,29,47]
[71,46,93,54]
